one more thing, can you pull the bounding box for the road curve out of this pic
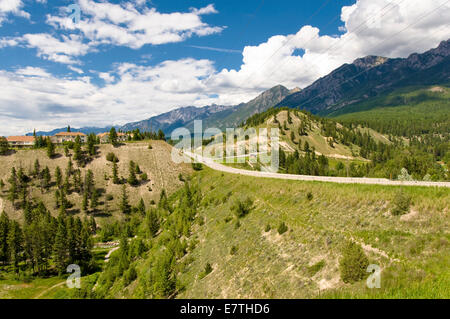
[184,152,450,188]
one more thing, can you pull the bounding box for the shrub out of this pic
[277,222,288,235]
[339,241,369,283]
[178,173,184,182]
[307,192,313,201]
[230,246,238,255]
[232,197,254,218]
[140,173,148,181]
[106,152,118,162]
[265,224,271,232]
[199,263,213,279]
[192,163,203,171]
[106,194,114,201]
[391,190,412,216]
[148,144,153,150]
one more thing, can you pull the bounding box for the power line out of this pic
[257,0,409,89]
[232,0,334,89]
[283,0,450,112]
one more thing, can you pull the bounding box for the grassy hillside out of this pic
[329,85,450,137]
[89,167,449,299]
[0,141,192,225]
[178,169,449,298]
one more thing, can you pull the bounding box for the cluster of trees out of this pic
[0,206,95,275]
[93,182,201,298]
[123,128,165,142]
[244,107,448,181]
[0,137,9,155]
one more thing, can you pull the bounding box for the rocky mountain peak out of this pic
[353,55,389,69]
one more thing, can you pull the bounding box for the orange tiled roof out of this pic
[7,136,35,142]
[55,132,86,136]
[97,132,127,137]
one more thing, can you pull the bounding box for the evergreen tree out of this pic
[146,209,160,237]
[120,185,131,214]
[67,159,73,176]
[127,161,138,186]
[87,133,96,156]
[157,129,165,140]
[112,159,120,184]
[158,189,169,211]
[90,188,99,210]
[84,170,94,196]
[64,145,70,157]
[33,159,40,177]
[7,220,23,273]
[82,190,89,213]
[41,166,51,191]
[110,127,118,146]
[73,136,82,162]
[55,166,62,189]
[0,211,10,264]
[137,198,146,215]
[89,216,97,234]
[53,218,68,274]
[7,167,18,204]
[46,138,55,158]
[0,137,9,155]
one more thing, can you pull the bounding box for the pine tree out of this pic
[67,159,73,176]
[7,167,18,204]
[90,188,99,210]
[53,218,68,274]
[120,185,131,214]
[110,127,118,146]
[63,170,70,194]
[46,138,55,158]
[89,216,97,234]
[33,159,40,177]
[137,198,145,216]
[112,159,120,184]
[73,136,82,163]
[87,133,96,156]
[55,166,62,189]
[146,209,160,237]
[0,137,9,155]
[7,220,23,273]
[128,161,138,186]
[0,211,10,264]
[82,190,89,213]
[118,232,130,274]
[42,166,51,191]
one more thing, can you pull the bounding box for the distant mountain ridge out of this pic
[26,39,450,137]
[122,84,293,135]
[277,39,450,115]
[27,85,293,137]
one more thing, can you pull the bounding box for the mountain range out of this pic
[28,39,449,137]
[277,39,450,114]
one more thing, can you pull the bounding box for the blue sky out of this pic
[0,0,449,135]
